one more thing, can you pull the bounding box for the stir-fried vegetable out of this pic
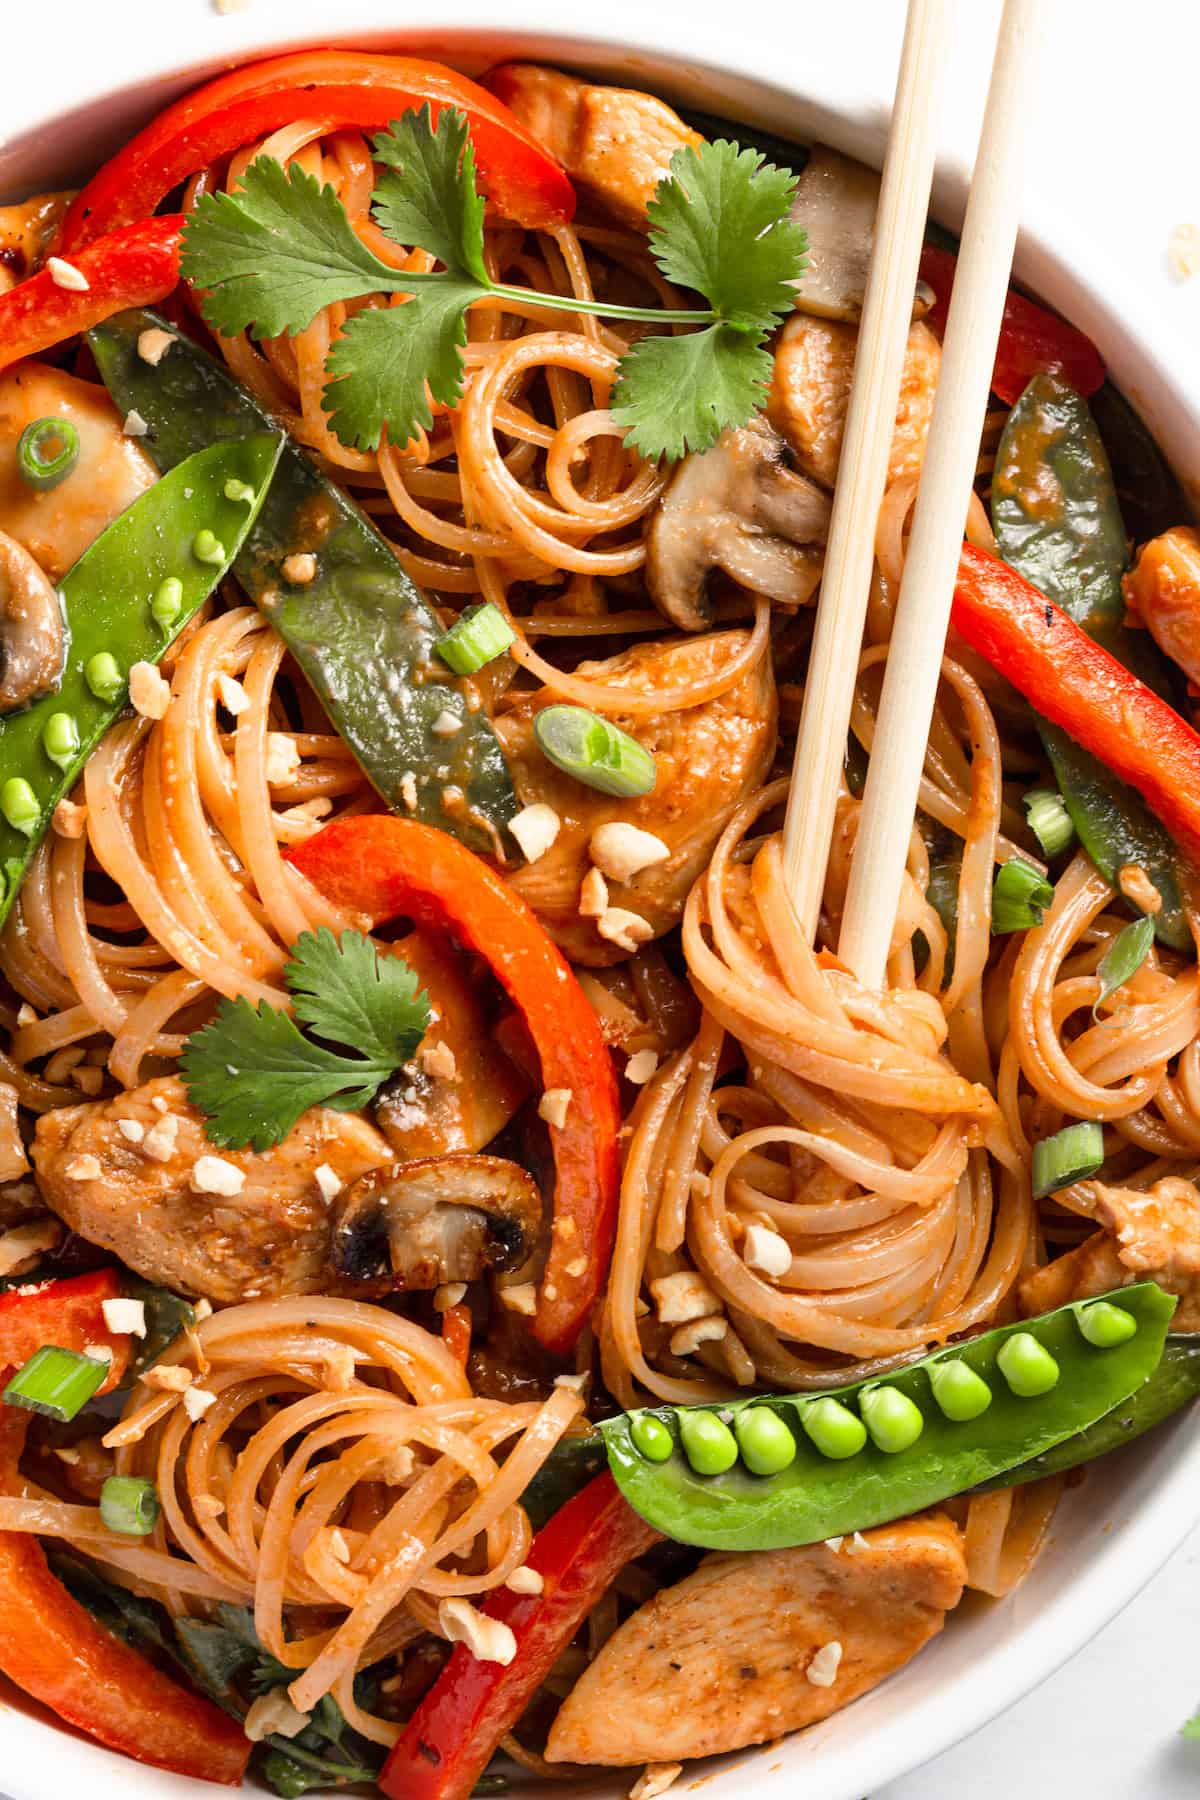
[89,308,518,859]
[533,704,658,797]
[0,432,282,929]
[600,1283,1175,1551]
[919,245,1105,406]
[951,543,1200,885]
[1031,1121,1106,1199]
[381,1472,660,1800]
[60,49,576,248]
[287,815,621,1353]
[990,373,1190,948]
[0,1281,250,1783]
[0,217,183,373]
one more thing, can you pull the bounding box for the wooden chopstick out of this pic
[838,0,1042,987]
[781,0,954,940]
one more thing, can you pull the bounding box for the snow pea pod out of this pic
[0,432,282,928]
[991,373,1189,950]
[88,309,517,861]
[600,1282,1175,1551]
[980,1330,1200,1493]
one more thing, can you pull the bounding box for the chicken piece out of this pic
[769,314,941,490]
[0,191,73,294]
[487,64,702,229]
[494,631,776,966]
[546,1517,966,1765]
[373,931,527,1159]
[1021,1177,1200,1331]
[1123,527,1200,689]
[0,361,156,580]
[32,1076,389,1302]
[646,415,830,630]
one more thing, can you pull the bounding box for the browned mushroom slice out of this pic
[645,416,830,631]
[0,529,65,712]
[792,144,934,322]
[331,1154,541,1294]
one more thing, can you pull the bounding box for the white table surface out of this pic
[3,3,1199,1798]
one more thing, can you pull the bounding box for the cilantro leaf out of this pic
[181,157,402,340]
[180,929,429,1150]
[610,322,774,462]
[286,926,429,1065]
[646,139,807,326]
[1183,1709,1200,1742]
[323,282,482,449]
[371,105,489,285]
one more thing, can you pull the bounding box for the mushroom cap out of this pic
[791,145,935,324]
[645,416,830,632]
[0,528,66,713]
[330,1153,542,1294]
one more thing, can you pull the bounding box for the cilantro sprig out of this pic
[180,106,807,462]
[180,928,429,1151]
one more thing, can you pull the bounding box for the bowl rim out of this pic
[1,7,1199,1798]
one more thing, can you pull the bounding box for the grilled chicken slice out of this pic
[373,931,527,1160]
[1020,1177,1200,1331]
[646,416,830,630]
[546,1517,967,1765]
[1123,527,1200,689]
[0,362,156,580]
[0,191,73,294]
[32,1076,389,1302]
[494,630,776,966]
[487,63,702,228]
[769,314,941,490]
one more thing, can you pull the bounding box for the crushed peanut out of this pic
[129,660,171,720]
[65,1154,102,1182]
[743,1222,792,1279]
[504,1564,544,1595]
[314,1163,342,1202]
[183,1385,218,1422]
[117,1118,145,1145]
[805,1640,843,1687]
[101,1297,147,1337]
[596,907,655,953]
[500,1283,537,1316]
[142,1364,194,1393]
[509,802,561,864]
[216,673,249,716]
[579,867,609,917]
[244,1691,310,1743]
[538,1087,573,1130]
[142,1113,180,1162]
[649,1271,722,1325]
[431,709,463,736]
[137,326,176,365]
[625,1048,658,1085]
[629,1765,682,1800]
[438,1597,517,1666]
[281,552,317,585]
[191,1154,246,1196]
[265,732,301,786]
[590,822,670,885]
[419,1039,458,1081]
[52,798,87,838]
[669,1315,728,1356]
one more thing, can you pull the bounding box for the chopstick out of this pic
[781,0,953,940]
[838,0,1042,986]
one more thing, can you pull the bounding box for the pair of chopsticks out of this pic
[782,0,1041,987]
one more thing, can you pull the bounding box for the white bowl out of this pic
[2,6,1199,1798]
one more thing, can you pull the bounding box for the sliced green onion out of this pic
[1031,1120,1105,1199]
[1094,915,1154,1020]
[42,712,80,772]
[84,651,124,704]
[434,602,516,676]
[3,1345,109,1420]
[1024,787,1075,858]
[1,776,40,837]
[99,1474,160,1536]
[191,528,226,567]
[151,576,184,630]
[16,417,80,491]
[533,705,656,798]
[992,857,1054,934]
[1076,1299,1138,1349]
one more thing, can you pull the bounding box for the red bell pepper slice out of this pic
[381,1471,660,1800]
[0,215,183,374]
[0,1268,132,1392]
[920,245,1105,407]
[0,1403,250,1784]
[288,816,621,1355]
[60,51,574,252]
[952,542,1200,867]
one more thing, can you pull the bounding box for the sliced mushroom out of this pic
[0,529,65,712]
[645,416,830,631]
[330,1154,542,1294]
[791,145,934,323]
